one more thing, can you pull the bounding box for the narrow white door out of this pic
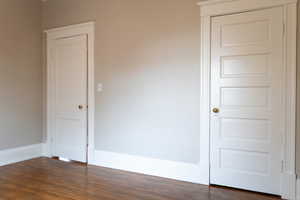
[50,35,88,163]
[210,7,284,195]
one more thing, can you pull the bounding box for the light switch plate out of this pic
[97,83,103,92]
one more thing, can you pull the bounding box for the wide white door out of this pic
[210,8,284,195]
[50,35,88,163]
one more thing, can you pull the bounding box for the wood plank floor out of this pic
[0,158,282,200]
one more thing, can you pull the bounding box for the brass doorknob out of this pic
[212,108,220,113]
[78,105,84,110]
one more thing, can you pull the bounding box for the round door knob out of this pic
[78,105,84,110]
[212,108,220,113]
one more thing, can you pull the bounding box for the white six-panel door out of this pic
[210,7,284,195]
[50,34,88,163]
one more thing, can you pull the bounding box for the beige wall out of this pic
[42,0,201,164]
[297,3,300,175]
[0,0,43,150]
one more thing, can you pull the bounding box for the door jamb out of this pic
[45,22,95,164]
[198,0,297,199]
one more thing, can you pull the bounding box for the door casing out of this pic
[198,0,297,199]
[45,22,95,164]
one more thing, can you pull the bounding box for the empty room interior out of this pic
[1,0,300,199]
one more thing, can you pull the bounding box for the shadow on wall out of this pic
[0,0,43,151]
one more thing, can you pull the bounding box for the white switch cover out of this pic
[97,83,103,92]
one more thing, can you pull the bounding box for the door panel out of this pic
[51,35,88,163]
[210,7,284,195]
[221,54,269,78]
[220,118,270,141]
[221,87,269,107]
[221,20,269,47]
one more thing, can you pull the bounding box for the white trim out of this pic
[91,150,208,184]
[199,15,211,185]
[45,22,95,164]
[296,178,300,200]
[197,0,236,6]
[0,144,44,166]
[198,0,297,6]
[281,3,298,200]
[198,0,297,199]
[42,141,51,157]
[198,0,298,16]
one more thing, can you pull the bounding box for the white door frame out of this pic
[198,0,297,199]
[45,22,95,164]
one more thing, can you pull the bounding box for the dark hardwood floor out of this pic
[0,158,282,200]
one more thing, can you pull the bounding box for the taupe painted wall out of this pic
[42,0,201,164]
[0,0,43,150]
[296,3,300,175]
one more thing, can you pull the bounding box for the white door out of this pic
[50,34,88,163]
[210,7,284,195]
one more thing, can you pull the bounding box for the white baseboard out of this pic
[0,143,44,166]
[281,172,297,200]
[42,142,51,157]
[90,150,209,185]
[296,178,300,200]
